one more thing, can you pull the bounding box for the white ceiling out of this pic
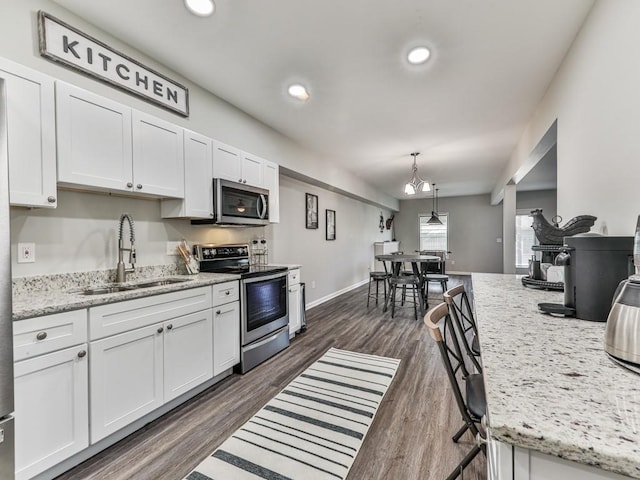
[52,0,594,200]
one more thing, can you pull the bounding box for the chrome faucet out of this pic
[116,213,136,283]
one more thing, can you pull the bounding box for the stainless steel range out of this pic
[194,244,289,373]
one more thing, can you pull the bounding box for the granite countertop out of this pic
[12,268,240,321]
[472,273,640,479]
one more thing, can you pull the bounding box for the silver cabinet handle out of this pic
[126,182,133,188]
[36,332,47,341]
[243,179,247,184]
[77,350,87,358]
[238,178,243,183]
[167,324,173,330]
[47,196,56,203]
[157,327,164,334]
[216,310,221,315]
[136,184,143,190]
[225,290,230,295]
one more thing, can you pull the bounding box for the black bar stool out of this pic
[367,271,389,307]
[424,302,486,480]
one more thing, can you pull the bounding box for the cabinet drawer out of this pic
[14,310,88,361]
[288,269,300,285]
[89,287,212,340]
[212,281,239,306]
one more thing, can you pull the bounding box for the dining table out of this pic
[375,253,441,316]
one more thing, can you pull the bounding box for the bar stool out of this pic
[444,284,482,372]
[367,271,389,307]
[389,270,420,320]
[420,250,449,295]
[424,303,486,480]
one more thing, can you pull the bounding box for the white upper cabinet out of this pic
[262,159,279,223]
[56,82,133,192]
[0,57,57,208]
[56,82,184,198]
[161,129,213,219]
[240,151,264,187]
[212,140,243,183]
[132,110,184,198]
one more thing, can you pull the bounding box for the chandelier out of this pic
[403,152,431,195]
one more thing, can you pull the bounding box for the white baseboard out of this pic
[306,278,369,309]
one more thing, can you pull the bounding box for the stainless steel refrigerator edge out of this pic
[0,77,16,479]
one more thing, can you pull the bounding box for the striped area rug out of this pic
[185,347,400,480]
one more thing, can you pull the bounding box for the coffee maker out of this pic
[538,235,634,321]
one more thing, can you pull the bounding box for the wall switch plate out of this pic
[166,241,181,255]
[18,242,36,263]
[496,238,503,243]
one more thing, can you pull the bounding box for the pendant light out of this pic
[426,183,443,225]
[403,152,431,195]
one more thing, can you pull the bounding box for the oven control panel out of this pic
[194,243,249,261]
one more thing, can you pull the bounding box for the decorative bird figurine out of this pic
[529,209,597,245]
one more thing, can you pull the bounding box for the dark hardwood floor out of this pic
[57,275,485,480]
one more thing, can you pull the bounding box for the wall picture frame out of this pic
[326,209,336,240]
[305,193,318,229]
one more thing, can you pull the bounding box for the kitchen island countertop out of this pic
[472,273,640,479]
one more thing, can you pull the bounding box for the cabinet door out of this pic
[132,110,184,198]
[262,159,279,223]
[164,310,213,401]
[89,324,163,443]
[212,140,242,183]
[56,82,133,192]
[213,302,240,376]
[14,344,89,480]
[241,152,264,187]
[288,283,301,335]
[161,129,213,218]
[0,59,57,208]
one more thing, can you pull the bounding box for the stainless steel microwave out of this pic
[192,178,269,226]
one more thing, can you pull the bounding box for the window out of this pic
[515,211,537,268]
[419,213,448,251]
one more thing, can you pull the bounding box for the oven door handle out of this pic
[242,270,288,283]
[243,327,287,352]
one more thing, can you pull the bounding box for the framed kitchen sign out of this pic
[305,193,318,229]
[37,11,189,117]
[326,209,336,240]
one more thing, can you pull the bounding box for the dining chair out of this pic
[444,284,482,373]
[367,270,389,307]
[419,250,449,294]
[424,302,486,480]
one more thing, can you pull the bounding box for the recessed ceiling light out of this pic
[407,46,431,65]
[184,0,215,17]
[288,84,310,101]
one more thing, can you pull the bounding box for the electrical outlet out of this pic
[18,243,36,263]
[311,280,316,289]
[166,241,181,255]
[450,260,455,265]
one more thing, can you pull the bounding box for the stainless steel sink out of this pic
[134,278,193,288]
[79,278,192,295]
[81,285,137,295]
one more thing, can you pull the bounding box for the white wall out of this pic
[494,0,640,235]
[272,176,394,304]
[395,194,503,274]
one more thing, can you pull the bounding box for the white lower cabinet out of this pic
[288,283,301,335]
[164,310,213,401]
[89,323,164,444]
[14,344,89,480]
[213,301,240,376]
[488,437,633,480]
[288,269,302,336]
